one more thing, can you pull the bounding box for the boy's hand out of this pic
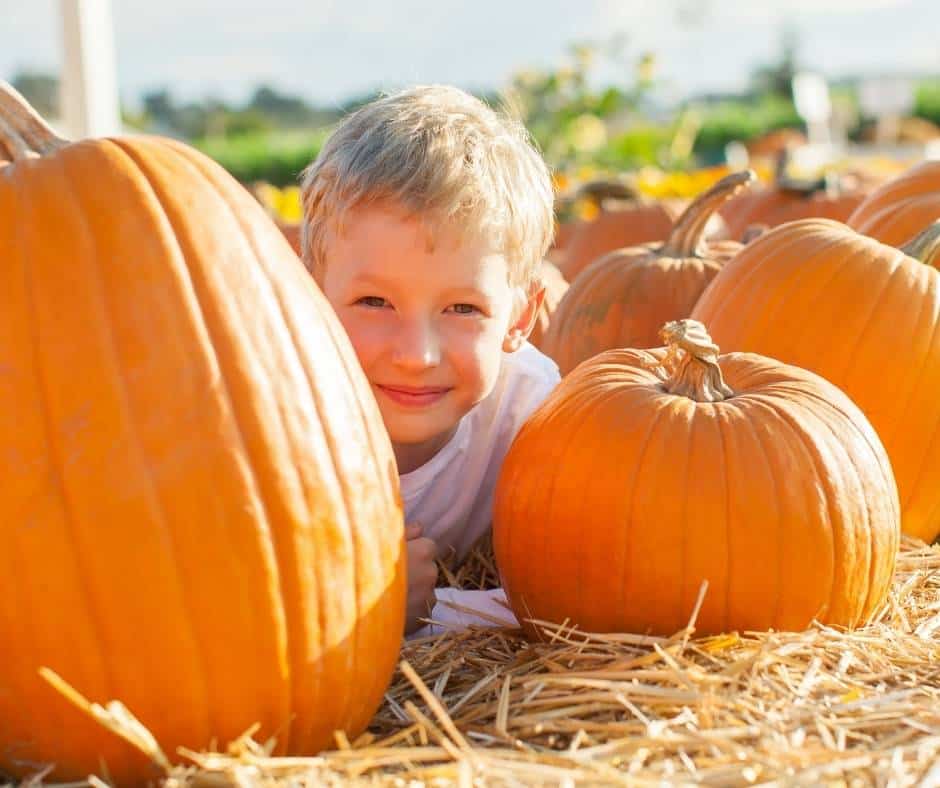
[404,523,438,634]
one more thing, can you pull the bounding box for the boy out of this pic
[299,84,559,635]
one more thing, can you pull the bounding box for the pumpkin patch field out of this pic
[3,80,940,787]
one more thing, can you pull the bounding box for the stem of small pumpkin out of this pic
[575,178,641,207]
[0,81,69,161]
[660,170,757,259]
[900,221,940,269]
[651,319,734,403]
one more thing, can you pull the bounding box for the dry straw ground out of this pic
[11,536,940,787]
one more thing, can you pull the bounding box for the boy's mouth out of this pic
[375,384,451,408]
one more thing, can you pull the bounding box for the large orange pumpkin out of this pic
[494,320,900,637]
[542,170,754,374]
[0,83,406,783]
[847,160,940,247]
[693,218,940,543]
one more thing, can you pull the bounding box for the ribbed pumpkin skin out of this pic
[543,171,755,375]
[493,348,900,636]
[528,260,569,350]
[692,219,940,542]
[543,246,734,375]
[0,137,405,783]
[847,161,940,247]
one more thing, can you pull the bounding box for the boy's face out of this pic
[319,202,539,470]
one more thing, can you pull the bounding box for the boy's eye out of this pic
[356,296,389,308]
[449,303,480,315]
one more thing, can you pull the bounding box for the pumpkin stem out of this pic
[575,178,641,206]
[900,221,940,269]
[650,319,734,402]
[0,81,69,161]
[660,170,756,258]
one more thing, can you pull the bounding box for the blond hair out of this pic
[299,84,554,287]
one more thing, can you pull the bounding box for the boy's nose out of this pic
[393,319,441,370]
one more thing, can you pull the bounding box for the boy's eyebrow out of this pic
[347,271,399,289]
[348,272,490,298]
[443,285,493,302]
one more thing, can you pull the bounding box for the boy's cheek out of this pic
[326,308,376,369]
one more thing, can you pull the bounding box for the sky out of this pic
[1,0,938,110]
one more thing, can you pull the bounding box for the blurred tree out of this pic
[751,26,801,100]
[11,71,59,117]
[142,89,177,130]
[249,85,312,126]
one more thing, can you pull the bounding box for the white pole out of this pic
[59,0,121,138]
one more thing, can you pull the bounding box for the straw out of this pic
[7,536,939,787]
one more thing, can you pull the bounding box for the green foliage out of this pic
[915,80,940,126]
[692,95,802,162]
[192,129,329,186]
[141,84,343,140]
[504,37,657,169]
[593,124,676,170]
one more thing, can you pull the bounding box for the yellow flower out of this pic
[279,186,303,223]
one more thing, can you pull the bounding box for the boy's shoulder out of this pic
[469,342,560,434]
[503,341,561,383]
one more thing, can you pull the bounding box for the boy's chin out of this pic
[388,422,458,450]
[387,419,462,472]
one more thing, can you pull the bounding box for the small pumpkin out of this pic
[693,218,940,543]
[542,170,754,375]
[720,151,869,242]
[847,160,940,247]
[528,260,569,351]
[494,320,899,636]
[557,179,683,281]
[0,82,405,783]
[744,127,806,160]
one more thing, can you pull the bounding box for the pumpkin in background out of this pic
[847,160,940,247]
[494,320,899,636]
[542,170,754,375]
[528,260,569,350]
[0,82,406,784]
[557,179,683,281]
[693,218,940,543]
[277,220,302,256]
[545,218,584,266]
[743,127,807,159]
[719,152,869,242]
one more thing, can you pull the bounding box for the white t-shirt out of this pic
[402,342,560,640]
[400,342,560,562]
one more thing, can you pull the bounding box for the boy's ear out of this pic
[502,280,546,353]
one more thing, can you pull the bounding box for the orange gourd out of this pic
[545,218,584,266]
[693,218,940,543]
[847,160,940,247]
[720,153,869,242]
[557,180,681,281]
[0,83,406,783]
[494,320,900,636]
[542,171,754,375]
[528,260,569,351]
